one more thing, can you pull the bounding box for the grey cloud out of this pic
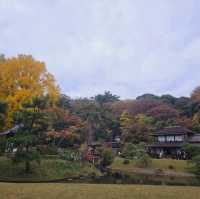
[1,0,200,99]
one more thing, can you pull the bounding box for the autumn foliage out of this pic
[1,53,200,154]
[0,55,60,127]
[47,110,86,147]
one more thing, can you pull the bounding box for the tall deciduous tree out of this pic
[129,99,162,115]
[47,107,86,147]
[0,55,60,127]
[110,100,136,117]
[72,98,119,144]
[147,104,178,121]
[120,112,154,143]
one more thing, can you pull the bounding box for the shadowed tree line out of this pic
[1,54,200,174]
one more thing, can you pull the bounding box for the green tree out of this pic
[57,94,71,111]
[0,101,8,130]
[0,101,8,154]
[47,109,86,147]
[183,144,200,175]
[123,143,146,160]
[72,98,119,143]
[120,112,154,143]
[8,96,49,173]
[0,55,60,127]
[71,98,102,144]
[101,148,114,167]
[183,144,200,157]
[123,143,151,168]
[94,91,119,106]
[0,54,5,63]
[190,155,200,175]
[137,153,152,168]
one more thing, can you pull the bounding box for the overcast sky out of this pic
[1,0,200,99]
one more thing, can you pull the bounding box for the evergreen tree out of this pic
[8,96,49,173]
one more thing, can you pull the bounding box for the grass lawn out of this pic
[0,183,199,199]
[0,156,100,181]
[111,158,191,173]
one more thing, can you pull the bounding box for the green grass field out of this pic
[0,183,199,199]
[0,155,197,186]
[0,156,100,181]
[111,158,191,173]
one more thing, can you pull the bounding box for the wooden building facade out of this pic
[147,126,200,159]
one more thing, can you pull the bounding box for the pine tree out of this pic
[8,96,49,173]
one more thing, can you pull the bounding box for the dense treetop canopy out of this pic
[0,55,60,127]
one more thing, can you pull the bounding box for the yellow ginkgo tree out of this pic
[0,54,60,127]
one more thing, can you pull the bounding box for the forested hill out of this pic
[1,54,200,145]
[63,90,200,144]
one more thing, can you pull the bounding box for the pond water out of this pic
[62,171,200,186]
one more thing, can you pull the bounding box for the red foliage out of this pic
[129,99,163,115]
[63,114,82,124]
[147,104,178,120]
[47,129,71,138]
[47,128,80,140]
[110,100,136,116]
[47,112,85,140]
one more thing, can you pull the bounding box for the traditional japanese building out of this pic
[147,126,200,159]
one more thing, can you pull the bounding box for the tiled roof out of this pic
[0,124,23,136]
[153,126,194,135]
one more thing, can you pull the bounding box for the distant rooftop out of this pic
[0,124,23,136]
[153,126,194,135]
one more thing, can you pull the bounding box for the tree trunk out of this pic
[25,145,30,173]
[87,120,93,146]
[25,160,30,173]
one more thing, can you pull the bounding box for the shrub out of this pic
[101,149,114,167]
[136,154,152,168]
[112,171,123,179]
[90,172,97,179]
[38,145,58,155]
[0,137,6,155]
[123,159,130,165]
[183,144,200,157]
[168,165,175,170]
[123,143,146,160]
[190,155,200,175]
